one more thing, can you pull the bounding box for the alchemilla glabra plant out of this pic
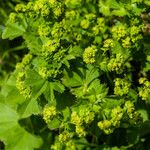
[1,0,150,149]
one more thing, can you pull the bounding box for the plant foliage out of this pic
[1,0,150,149]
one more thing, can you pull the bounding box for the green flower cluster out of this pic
[16,54,33,98]
[122,37,131,49]
[79,108,95,124]
[13,1,73,81]
[51,22,64,39]
[65,140,76,150]
[128,20,143,45]
[92,17,106,35]
[111,22,143,49]
[107,53,125,73]
[9,13,17,23]
[111,106,123,127]
[43,105,57,123]
[80,19,90,29]
[51,141,62,150]
[139,77,150,100]
[98,120,113,134]
[33,0,62,17]
[16,54,32,70]
[71,108,95,137]
[97,106,124,134]
[58,132,71,143]
[51,139,76,150]
[130,25,143,43]
[75,125,86,137]
[114,78,131,96]
[124,101,142,125]
[71,112,82,125]
[71,112,86,137]
[83,45,98,64]
[16,71,31,99]
[102,39,114,52]
[80,13,96,30]
[112,24,127,41]
[2,0,149,149]
[38,24,51,37]
[38,67,59,79]
[98,101,142,134]
[38,49,66,79]
[15,3,27,13]
[65,10,76,19]
[41,39,60,57]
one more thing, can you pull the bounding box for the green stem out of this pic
[7,45,26,52]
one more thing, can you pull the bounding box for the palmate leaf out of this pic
[101,97,124,109]
[47,118,61,130]
[62,65,99,88]
[2,22,26,40]
[17,80,47,118]
[112,8,127,16]
[0,103,42,150]
[62,65,108,99]
[1,70,47,118]
[62,67,84,88]
[0,73,26,109]
[23,33,42,54]
[43,81,65,105]
[2,14,27,40]
[52,82,65,94]
[18,70,47,118]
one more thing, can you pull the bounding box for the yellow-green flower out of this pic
[80,19,90,29]
[83,45,97,64]
[75,125,86,137]
[59,132,71,143]
[71,112,82,125]
[43,106,57,123]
